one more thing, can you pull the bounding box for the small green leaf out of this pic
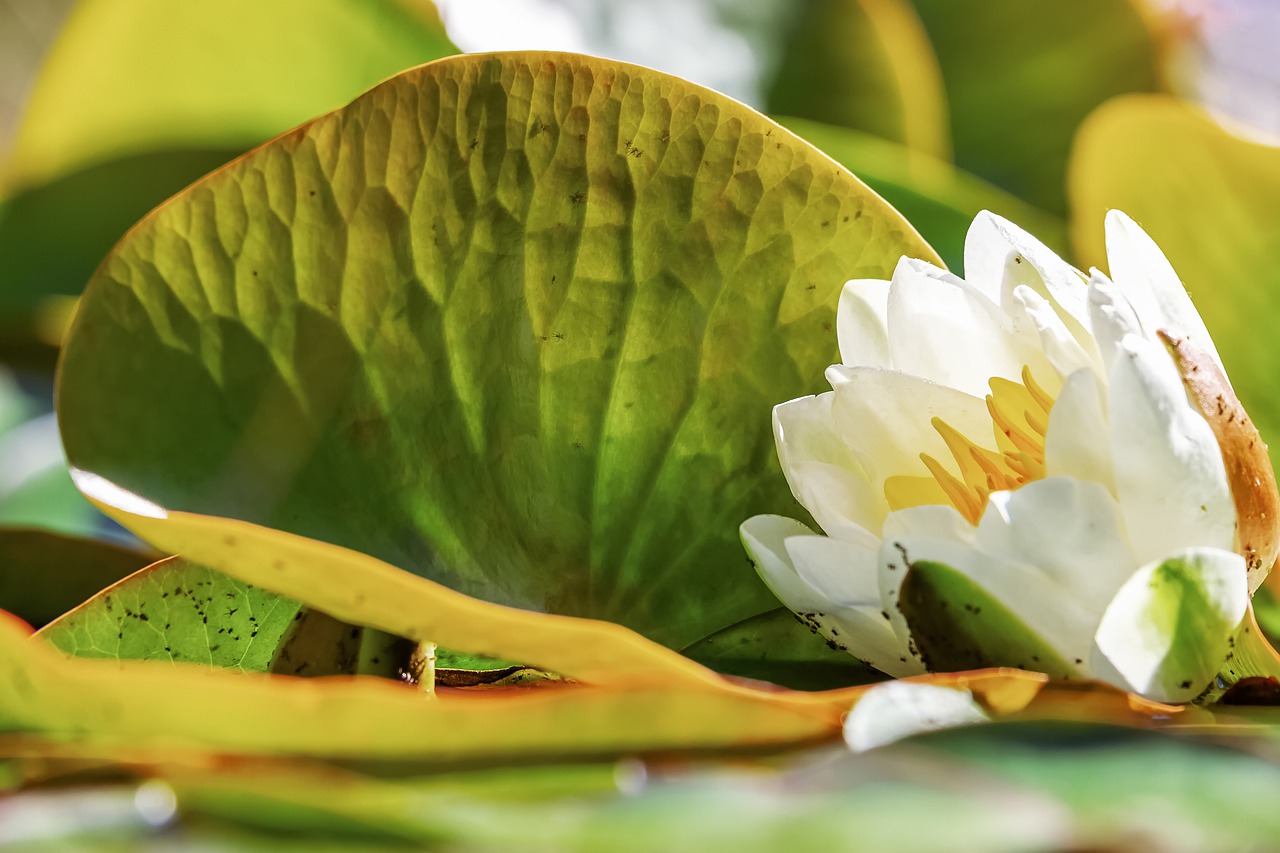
[39,558,301,671]
[38,557,415,678]
[898,559,1074,678]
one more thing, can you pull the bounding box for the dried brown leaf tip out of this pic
[1159,330,1280,589]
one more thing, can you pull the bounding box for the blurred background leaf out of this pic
[909,0,1161,216]
[763,0,949,161]
[0,0,457,358]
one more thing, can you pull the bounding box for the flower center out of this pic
[884,366,1054,525]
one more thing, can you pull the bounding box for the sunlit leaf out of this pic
[777,116,1067,271]
[1,609,859,757]
[911,0,1159,215]
[1069,94,1280,475]
[58,51,938,650]
[764,0,949,160]
[0,0,457,315]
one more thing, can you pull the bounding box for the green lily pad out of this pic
[911,0,1159,215]
[57,51,937,649]
[1,0,457,316]
[898,559,1074,678]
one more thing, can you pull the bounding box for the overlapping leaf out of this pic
[57,51,938,652]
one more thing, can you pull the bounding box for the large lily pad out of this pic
[57,52,937,649]
[1068,94,1280,467]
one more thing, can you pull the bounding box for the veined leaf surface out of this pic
[58,52,937,649]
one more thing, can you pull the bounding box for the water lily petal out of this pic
[885,257,1041,397]
[1086,271,1144,373]
[963,211,1092,336]
[1044,368,1115,493]
[773,394,884,538]
[844,681,989,752]
[740,514,828,616]
[784,533,880,607]
[837,278,891,369]
[784,534,917,675]
[1010,285,1098,380]
[1092,547,1247,703]
[976,478,1135,622]
[740,516,915,676]
[889,518,1097,676]
[826,366,994,489]
[1107,335,1236,566]
[1105,210,1226,376]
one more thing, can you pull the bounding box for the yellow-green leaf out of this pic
[57,51,938,651]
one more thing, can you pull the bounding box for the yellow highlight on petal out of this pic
[885,366,1055,525]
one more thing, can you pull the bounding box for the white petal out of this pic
[885,259,1039,398]
[1044,368,1115,493]
[1105,210,1226,376]
[773,394,884,538]
[1010,285,1099,380]
[1107,336,1236,566]
[963,211,1092,334]
[740,515,828,614]
[844,681,989,752]
[740,516,917,677]
[785,534,917,676]
[1092,547,1247,703]
[837,278,892,369]
[826,366,993,486]
[1086,271,1144,373]
[975,478,1136,623]
[882,504,976,543]
[784,533,881,606]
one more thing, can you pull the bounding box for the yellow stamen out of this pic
[884,367,1056,525]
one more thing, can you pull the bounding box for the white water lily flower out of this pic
[742,211,1280,703]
